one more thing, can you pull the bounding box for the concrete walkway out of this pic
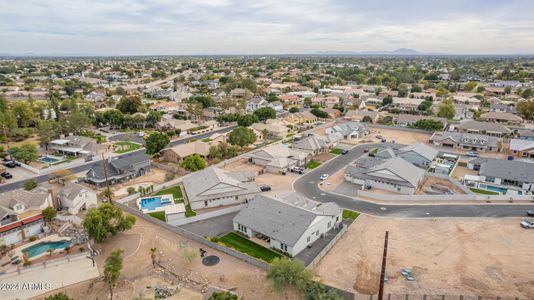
[0,254,99,300]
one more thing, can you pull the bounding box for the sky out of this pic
[1,0,534,55]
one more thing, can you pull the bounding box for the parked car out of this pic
[259,185,271,192]
[363,149,369,153]
[527,210,534,217]
[466,151,479,157]
[320,174,329,181]
[507,155,514,161]
[341,149,349,155]
[520,219,534,229]
[4,161,16,168]
[290,167,304,174]
[1,172,13,179]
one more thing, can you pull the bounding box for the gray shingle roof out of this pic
[346,157,425,188]
[232,194,340,246]
[397,143,438,161]
[479,158,534,183]
[458,120,512,134]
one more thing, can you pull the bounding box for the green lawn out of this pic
[214,232,282,263]
[330,148,343,155]
[470,188,499,195]
[148,211,166,222]
[113,141,142,154]
[155,186,184,203]
[306,160,321,169]
[185,204,196,217]
[201,138,211,142]
[342,209,360,220]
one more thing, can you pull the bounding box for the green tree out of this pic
[437,100,456,120]
[104,109,125,129]
[517,100,534,120]
[117,96,143,114]
[42,206,57,223]
[237,114,259,127]
[310,108,328,118]
[268,258,313,292]
[228,126,257,147]
[253,107,276,121]
[8,144,39,163]
[413,119,444,131]
[463,82,478,92]
[304,281,342,300]
[289,107,299,113]
[23,179,38,191]
[209,291,238,300]
[45,292,73,300]
[181,154,206,171]
[104,249,124,300]
[83,203,136,243]
[11,101,35,127]
[62,111,91,134]
[190,96,215,108]
[145,132,170,156]
[504,86,512,94]
[361,115,373,123]
[145,111,161,127]
[37,120,61,148]
[381,95,393,106]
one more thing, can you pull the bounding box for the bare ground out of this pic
[314,215,534,298]
[38,216,301,300]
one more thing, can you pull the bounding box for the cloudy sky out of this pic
[1,0,533,55]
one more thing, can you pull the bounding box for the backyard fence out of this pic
[0,252,91,278]
[306,222,349,269]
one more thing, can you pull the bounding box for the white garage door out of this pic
[3,231,22,245]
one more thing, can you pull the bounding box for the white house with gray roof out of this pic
[182,166,260,210]
[292,134,339,155]
[430,132,502,152]
[345,156,425,194]
[465,158,534,195]
[396,143,439,168]
[232,193,342,256]
[325,122,369,140]
[246,143,310,174]
[57,182,98,214]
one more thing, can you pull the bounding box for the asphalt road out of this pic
[0,125,237,193]
[293,144,533,218]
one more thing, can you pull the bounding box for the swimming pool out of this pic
[485,185,508,194]
[139,196,173,211]
[39,156,60,164]
[22,240,71,258]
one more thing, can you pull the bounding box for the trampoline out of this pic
[202,255,220,266]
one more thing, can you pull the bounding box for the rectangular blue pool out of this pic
[39,156,60,164]
[139,196,172,211]
[22,240,71,258]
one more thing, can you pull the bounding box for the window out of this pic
[280,243,288,252]
[485,177,495,183]
[307,236,310,242]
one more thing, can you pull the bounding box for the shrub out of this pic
[127,187,136,195]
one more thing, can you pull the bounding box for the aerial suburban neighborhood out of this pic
[1,1,534,300]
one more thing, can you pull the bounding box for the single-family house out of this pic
[246,97,269,112]
[392,97,424,111]
[396,143,439,168]
[456,120,512,137]
[182,166,260,210]
[268,101,284,113]
[393,114,447,128]
[48,134,106,156]
[161,133,226,163]
[250,119,290,139]
[480,112,523,125]
[464,158,534,195]
[292,134,339,155]
[345,156,425,194]
[344,110,380,123]
[85,152,150,188]
[57,182,98,214]
[246,144,310,174]
[325,122,369,140]
[233,193,342,257]
[508,139,534,158]
[430,132,502,152]
[0,188,53,246]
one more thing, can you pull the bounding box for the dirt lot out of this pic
[369,127,432,145]
[314,215,534,298]
[113,168,168,196]
[222,158,263,175]
[40,216,300,300]
[451,165,478,181]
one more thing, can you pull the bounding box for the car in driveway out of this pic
[527,210,534,217]
[341,149,349,155]
[259,184,271,192]
[520,219,534,229]
[290,167,304,174]
[320,174,329,181]
[1,172,13,179]
[466,151,479,157]
[4,161,17,168]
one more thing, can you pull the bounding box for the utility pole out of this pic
[101,153,112,205]
[378,231,389,300]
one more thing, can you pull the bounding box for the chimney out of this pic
[48,189,60,210]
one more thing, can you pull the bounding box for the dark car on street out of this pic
[1,172,13,179]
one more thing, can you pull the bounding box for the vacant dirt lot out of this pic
[222,158,263,175]
[41,217,300,300]
[315,215,534,298]
[369,127,432,145]
[416,176,468,195]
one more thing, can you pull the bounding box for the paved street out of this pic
[0,125,236,193]
[293,143,534,218]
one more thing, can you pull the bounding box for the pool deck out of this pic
[13,234,72,261]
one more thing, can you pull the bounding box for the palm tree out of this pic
[149,248,157,268]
